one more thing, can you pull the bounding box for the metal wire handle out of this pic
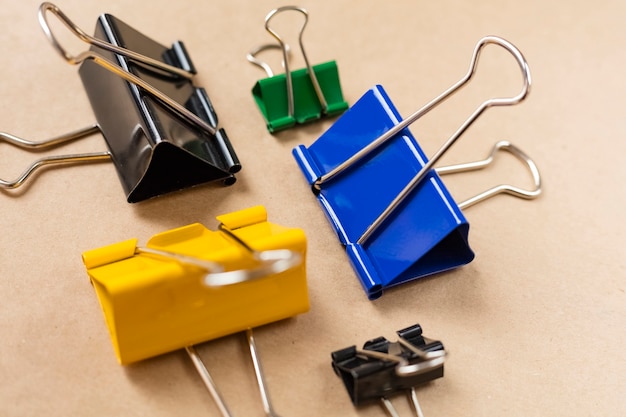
[185,346,233,417]
[186,329,284,417]
[338,36,533,245]
[314,36,531,191]
[247,329,283,417]
[381,389,425,417]
[145,227,299,416]
[202,225,303,287]
[435,140,542,210]
[134,226,302,288]
[37,2,217,136]
[0,125,111,189]
[264,6,328,116]
[356,343,446,378]
[38,2,193,78]
[247,43,291,78]
[394,338,446,377]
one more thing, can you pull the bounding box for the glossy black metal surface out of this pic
[79,14,240,202]
[331,324,445,406]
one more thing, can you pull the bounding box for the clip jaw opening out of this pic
[0,125,111,190]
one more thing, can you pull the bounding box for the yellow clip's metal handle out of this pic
[83,241,301,287]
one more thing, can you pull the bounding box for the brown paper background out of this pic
[1,1,624,416]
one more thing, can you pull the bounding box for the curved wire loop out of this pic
[247,44,284,78]
[203,248,302,287]
[435,140,542,209]
[134,225,302,288]
[37,2,217,136]
[264,6,328,116]
[38,2,193,78]
[247,329,283,417]
[394,337,447,377]
[0,125,111,189]
[203,224,303,286]
[314,36,533,245]
[315,36,531,191]
[356,342,446,378]
[247,43,291,78]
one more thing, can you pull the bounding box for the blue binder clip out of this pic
[293,37,542,299]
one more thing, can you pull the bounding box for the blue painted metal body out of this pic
[293,85,474,299]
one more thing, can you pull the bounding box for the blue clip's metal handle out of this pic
[315,36,532,245]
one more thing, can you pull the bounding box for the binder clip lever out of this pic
[39,2,194,78]
[134,231,301,288]
[313,36,531,245]
[312,37,530,189]
[133,237,296,417]
[250,6,348,132]
[247,44,290,78]
[265,6,328,117]
[37,3,214,135]
[0,125,110,189]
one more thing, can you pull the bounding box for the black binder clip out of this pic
[331,324,446,417]
[0,3,240,202]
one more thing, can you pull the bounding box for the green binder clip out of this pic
[248,6,349,133]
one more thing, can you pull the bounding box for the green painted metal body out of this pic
[252,60,348,133]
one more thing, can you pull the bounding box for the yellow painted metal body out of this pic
[82,206,308,365]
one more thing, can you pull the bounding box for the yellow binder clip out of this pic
[82,205,308,364]
[82,206,308,415]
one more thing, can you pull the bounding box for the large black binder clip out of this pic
[331,324,446,417]
[0,3,240,202]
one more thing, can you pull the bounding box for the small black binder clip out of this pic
[0,3,240,202]
[331,324,446,417]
